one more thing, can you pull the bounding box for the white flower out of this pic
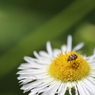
[17,35,95,95]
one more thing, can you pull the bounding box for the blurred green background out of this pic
[0,0,95,95]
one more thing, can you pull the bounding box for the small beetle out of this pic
[68,54,77,61]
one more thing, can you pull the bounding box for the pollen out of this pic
[49,51,90,82]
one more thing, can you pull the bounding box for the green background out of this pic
[0,0,95,95]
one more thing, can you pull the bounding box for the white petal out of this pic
[53,49,61,57]
[74,85,78,95]
[33,51,40,59]
[24,56,36,63]
[69,88,72,95]
[59,83,67,95]
[41,81,60,95]
[73,42,84,51]
[67,35,72,51]
[61,45,67,54]
[46,41,53,57]
[39,51,50,58]
[17,63,31,69]
[77,81,91,95]
[29,91,37,95]
[82,78,95,94]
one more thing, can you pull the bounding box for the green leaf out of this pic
[74,22,95,55]
[0,4,54,54]
[0,0,95,78]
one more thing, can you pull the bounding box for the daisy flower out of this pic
[17,35,95,95]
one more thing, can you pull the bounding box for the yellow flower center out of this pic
[49,51,90,82]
